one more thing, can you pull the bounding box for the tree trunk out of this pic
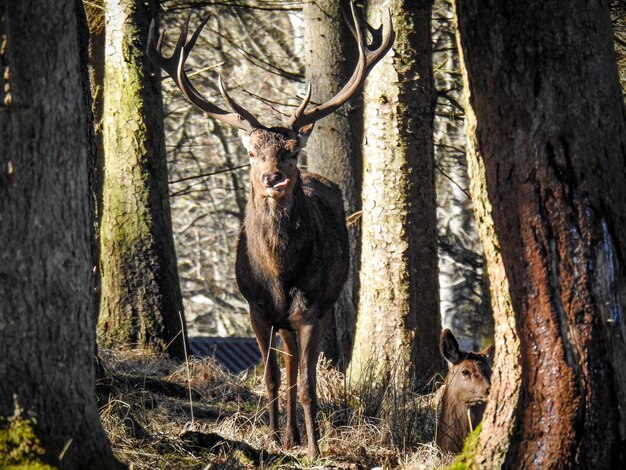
[85,0,106,320]
[303,0,360,369]
[351,0,440,388]
[456,0,626,466]
[460,71,521,465]
[611,0,626,97]
[98,0,188,359]
[0,1,122,467]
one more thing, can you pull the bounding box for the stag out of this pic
[147,5,394,458]
[436,329,494,453]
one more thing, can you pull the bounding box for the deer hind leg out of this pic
[297,321,321,458]
[251,313,280,445]
[279,329,300,449]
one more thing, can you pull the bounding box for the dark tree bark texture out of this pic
[84,0,106,320]
[303,0,360,369]
[0,1,122,467]
[456,0,626,466]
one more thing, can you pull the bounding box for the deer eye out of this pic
[461,369,471,377]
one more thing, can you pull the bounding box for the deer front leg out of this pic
[250,312,280,445]
[279,329,300,449]
[297,321,321,458]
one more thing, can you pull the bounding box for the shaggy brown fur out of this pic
[235,128,350,458]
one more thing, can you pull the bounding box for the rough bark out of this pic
[98,0,188,359]
[303,0,360,369]
[611,0,626,96]
[351,0,440,388]
[0,1,123,467]
[456,0,626,466]
[85,0,106,320]
[459,61,521,464]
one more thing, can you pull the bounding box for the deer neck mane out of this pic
[245,176,307,257]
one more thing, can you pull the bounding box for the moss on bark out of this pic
[98,0,187,359]
[448,423,482,470]
[0,415,54,470]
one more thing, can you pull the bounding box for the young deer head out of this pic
[147,4,394,459]
[436,329,494,453]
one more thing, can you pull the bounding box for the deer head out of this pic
[440,328,494,406]
[146,4,395,202]
[436,329,495,453]
[239,128,302,201]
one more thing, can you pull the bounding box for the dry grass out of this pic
[97,348,454,469]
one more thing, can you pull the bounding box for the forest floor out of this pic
[97,348,455,469]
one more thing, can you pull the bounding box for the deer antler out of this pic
[287,3,395,132]
[147,15,264,132]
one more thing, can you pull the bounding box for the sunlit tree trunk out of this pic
[456,0,626,465]
[461,86,520,463]
[611,0,626,96]
[351,0,440,388]
[0,1,122,467]
[303,0,360,369]
[98,0,188,359]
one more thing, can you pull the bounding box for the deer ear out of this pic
[297,124,315,148]
[239,129,253,153]
[440,329,462,365]
[482,343,495,367]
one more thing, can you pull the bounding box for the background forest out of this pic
[1,0,626,469]
[159,0,491,347]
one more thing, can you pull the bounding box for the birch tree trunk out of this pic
[0,1,122,467]
[351,0,440,388]
[456,0,626,465]
[98,0,188,359]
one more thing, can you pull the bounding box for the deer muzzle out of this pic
[262,172,291,195]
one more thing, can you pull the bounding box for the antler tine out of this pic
[290,83,312,126]
[156,29,165,53]
[287,2,366,130]
[217,76,265,129]
[344,7,395,74]
[147,15,263,133]
[288,3,395,132]
[184,15,210,59]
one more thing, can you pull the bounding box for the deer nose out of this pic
[262,171,285,188]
